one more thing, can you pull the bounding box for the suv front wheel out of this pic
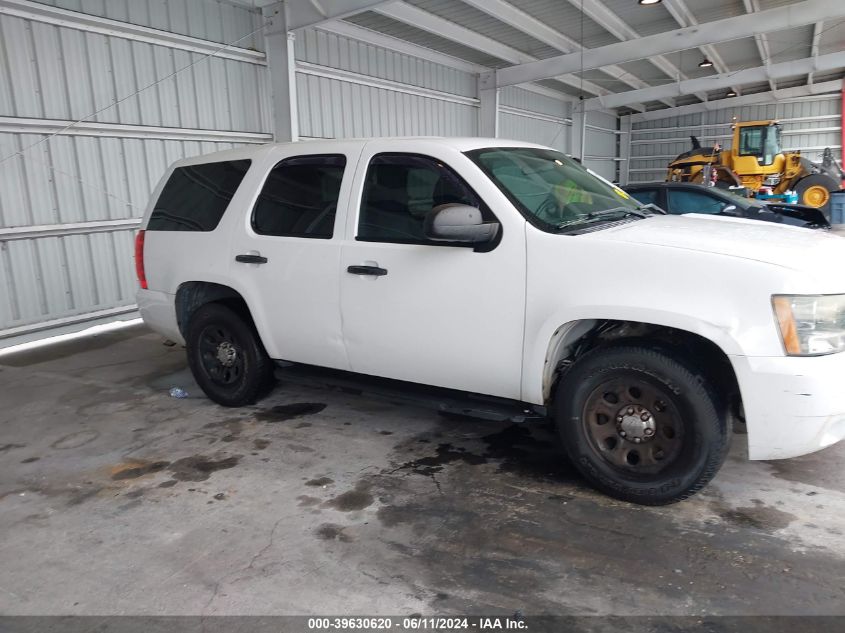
[554,344,730,505]
[186,303,274,407]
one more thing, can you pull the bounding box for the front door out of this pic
[339,144,526,400]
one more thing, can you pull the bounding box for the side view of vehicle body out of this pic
[137,137,845,506]
[625,181,831,229]
[666,120,844,211]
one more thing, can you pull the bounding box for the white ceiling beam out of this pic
[565,0,697,105]
[663,0,741,97]
[460,0,662,101]
[314,20,570,101]
[460,0,576,52]
[495,0,844,88]
[809,21,824,85]
[628,80,843,123]
[741,0,775,91]
[315,19,487,74]
[585,51,845,109]
[283,0,392,30]
[375,2,609,98]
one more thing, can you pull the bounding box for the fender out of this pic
[523,308,743,405]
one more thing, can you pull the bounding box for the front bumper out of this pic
[137,289,184,345]
[731,352,845,460]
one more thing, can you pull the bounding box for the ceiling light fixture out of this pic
[638,0,662,5]
[726,89,737,97]
[699,58,714,68]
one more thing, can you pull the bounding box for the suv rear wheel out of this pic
[554,345,730,505]
[186,303,274,407]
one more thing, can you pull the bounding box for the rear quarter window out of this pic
[147,159,251,231]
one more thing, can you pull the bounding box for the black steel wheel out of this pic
[582,377,685,475]
[198,322,245,387]
[186,303,274,407]
[554,344,730,505]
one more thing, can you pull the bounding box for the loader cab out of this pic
[734,122,782,167]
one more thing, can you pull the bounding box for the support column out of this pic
[619,115,631,185]
[841,84,845,187]
[478,71,499,138]
[263,2,299,142]
[570,100,586,160]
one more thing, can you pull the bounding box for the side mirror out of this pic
[424,204,500,244]
[721,204,740,216]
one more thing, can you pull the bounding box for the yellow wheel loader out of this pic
[666,120,844,211]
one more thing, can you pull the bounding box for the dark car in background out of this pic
[624,182,830,230]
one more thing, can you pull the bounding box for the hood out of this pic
[592,214,845,272]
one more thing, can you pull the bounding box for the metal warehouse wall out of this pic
[0,0,584,345]
[294,28,479,138]
[0,0,270,344]
[624,95,842,184]
[584,110,619,182]
[499,86,571,154]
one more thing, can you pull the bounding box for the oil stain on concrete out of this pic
[713,499,797,532]
[111,460,170,480]
[254,403,326,422]
[344,419,845,615]
[323,482,374,512]
[316,523,352,542]
[167,455,241,482]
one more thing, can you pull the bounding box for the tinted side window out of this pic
[148,160,251,231]
[667,189,724,215]
[358,154,486,243]
[629,189,659,206]
[252,155,346,239]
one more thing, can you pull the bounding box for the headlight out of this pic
[772,294,845,356]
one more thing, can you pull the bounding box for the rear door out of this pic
[231,144,362,370]
[338,142,526,400]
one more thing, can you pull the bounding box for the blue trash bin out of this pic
[830,191,845,225]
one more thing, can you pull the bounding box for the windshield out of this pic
[465,147,645,232]
[738,124,781,166]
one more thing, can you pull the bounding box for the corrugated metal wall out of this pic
[500,86,571,154]
[295,28,478,138]
[0,0,581,344]
[584,110,619,181]
[0,0,269,343]
[626,96,842,184]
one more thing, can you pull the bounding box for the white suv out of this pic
[136,137,845,505]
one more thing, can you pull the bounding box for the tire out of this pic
[553,344,730,505]
[794,174,838,212]
[186,303,274,407]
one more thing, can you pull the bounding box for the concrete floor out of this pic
[0,324,844,617]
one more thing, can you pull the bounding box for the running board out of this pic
[273,362,547,424]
